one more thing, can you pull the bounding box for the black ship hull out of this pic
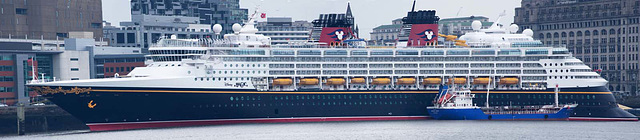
[30,86,638,131]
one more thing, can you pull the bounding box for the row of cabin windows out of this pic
[225,64,267,68]
[221,56,564,62]
[220,63,542,69]
[188,94,604,109]
[190,100,603,109]
[269,49,562,56]
[195,77,255,81]
[192,101,427,109]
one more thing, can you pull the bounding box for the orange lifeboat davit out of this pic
[273,78,293,86]
[473,77,491,85]
[447,78,467,85]
[397,78,416,85]
[350,78,366,84]
[327,78,346,85]
[371,78,391,85]
[499,78,519,85]
[422,78,442,85]
[299,78,319,85]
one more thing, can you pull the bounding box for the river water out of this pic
[2,120,639,140]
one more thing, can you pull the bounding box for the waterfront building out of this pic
[0,0,103,40]
[370,18,404,45]
[103,15,213,50]
[0,41,88,106]
[0,35,144,106]
[256,17,313,45]
[90,47,145,79]
[514,0,640,95]
[130,0,248,34]
[439,16,493,36]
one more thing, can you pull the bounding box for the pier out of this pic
[0,105,87,136]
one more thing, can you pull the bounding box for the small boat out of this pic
[427,83,578,120]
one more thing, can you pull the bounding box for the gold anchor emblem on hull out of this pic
[88,100,97,109]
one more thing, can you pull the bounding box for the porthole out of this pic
[236,64,239,67]
[224,64,227,67]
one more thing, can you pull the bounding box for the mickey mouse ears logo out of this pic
[417,29,436,41]
[328,29,347,41]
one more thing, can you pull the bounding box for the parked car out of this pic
[0,103,8,107]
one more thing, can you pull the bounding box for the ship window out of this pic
[498,49,521,55]
[396,50,419,55]
[447,50,470,55]
[422,50,445,55]
[325,50,348,55]
[371,50,394,55]
[525,49,548,55]
[351,50,368,55]
[472,50,495,55]
[298,50,322,55]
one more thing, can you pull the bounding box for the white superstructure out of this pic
[42,13,606,93]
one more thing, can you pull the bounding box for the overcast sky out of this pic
[102,0,522,39]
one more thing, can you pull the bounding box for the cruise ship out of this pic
[29,3,637,131]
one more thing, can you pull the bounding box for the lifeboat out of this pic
[422,78,442,85]
[397,78,416,85]
[272,78,293,85]
[299,78,319,85]
[473,77,491,85]
[327,78,346,85]
[499,78,519,85]
[371,78,391,85]
[350,78,366,84]
[447,78,467,85]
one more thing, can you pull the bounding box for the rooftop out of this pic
[440,21,494,26]
[440,16,489,22]
[372,24,403,30]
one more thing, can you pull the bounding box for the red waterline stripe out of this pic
[568,117,639,121]
[86,116,431,131]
